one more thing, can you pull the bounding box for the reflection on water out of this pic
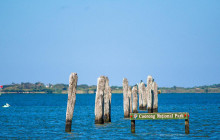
[0,93,219,139]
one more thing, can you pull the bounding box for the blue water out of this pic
[0,93,219,139]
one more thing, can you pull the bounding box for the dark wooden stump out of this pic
[131,120,135,133]
[148,108,153,113]
[153,108,158,113]
[95,118,104,124]
[65,120,72,132]
[185,118,189,134]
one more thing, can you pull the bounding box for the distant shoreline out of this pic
[1,92,219,94]
[1,83,220,94]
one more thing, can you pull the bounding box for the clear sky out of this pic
[0,0,220,87]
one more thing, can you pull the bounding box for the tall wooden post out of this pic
[109,86,112,122]
[132,86,138,113]
[65,73,78,132]
[141,82,147,110]
[95,76,106,124]
[138,83,143,110]
[104,77,111,123]
[123,78,129,118]
[147,75,153,113]
[128,86,132,114]
[185,118,189,134]
[153,82,158,112]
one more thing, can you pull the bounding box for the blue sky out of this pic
[0,0,220,87]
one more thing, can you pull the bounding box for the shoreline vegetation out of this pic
[0,82,220,94]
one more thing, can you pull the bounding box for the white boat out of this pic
[2,103,10,108]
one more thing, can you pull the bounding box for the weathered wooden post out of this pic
[153,82,158,113]
[123,78,130,118]
[104,77,111,123]
[185,118,189,134]
[95,76,106,124]
[147,76,153,113]
[109,86,112,122]
[65,73,78,132]
[141,82,147,110]
[128,86,132,113]
[132,86,138,113]
[138,83,143,110]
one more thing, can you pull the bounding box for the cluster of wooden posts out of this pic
[65,73,189,134]
[123,75,158,118]
[124,76,189,134]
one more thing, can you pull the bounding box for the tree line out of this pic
[1,82,220,93]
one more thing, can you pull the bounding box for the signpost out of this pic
[130,112,189,134]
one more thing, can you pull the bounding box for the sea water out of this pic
[0,93,219,139]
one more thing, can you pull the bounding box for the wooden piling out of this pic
[109,86,112,122]
[132,86,138,113]
[128,86,132,114]
[95,76,106,124]
[131,120,135,133]
[141,82,147,110]
[138,83,143,110]
[147,76,153,113]
[65,73,78,132]
[123,78,130,118]
[152,82,158,113]
[104,77,111,123]
[185,118,189,134]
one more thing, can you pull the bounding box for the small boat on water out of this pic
[2,103,10,108]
